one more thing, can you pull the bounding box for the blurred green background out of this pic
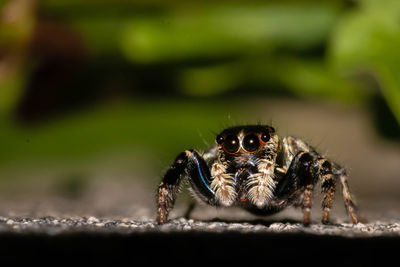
[0,0,399,217]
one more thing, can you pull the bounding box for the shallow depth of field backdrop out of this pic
[0,0,399,220]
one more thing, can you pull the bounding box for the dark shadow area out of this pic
[370,92,400,141]
[206,217,351,227]
[202,217,302,227]
[1,231,399,265]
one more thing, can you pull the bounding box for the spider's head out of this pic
[215,125,278,158]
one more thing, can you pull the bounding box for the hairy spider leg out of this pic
[333,165,359,224]
[279,136,358,224]
[157,150,216,224]
[318,158,336,224]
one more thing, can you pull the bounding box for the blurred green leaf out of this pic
[69,17,130,55]
[180,64,242,96]
[0,71,27,114]
[178,56,367,103]
[272,57,368,103]
[329,0,400,123]
[121,3,339,63]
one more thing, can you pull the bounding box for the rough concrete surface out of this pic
[1,214,400,237]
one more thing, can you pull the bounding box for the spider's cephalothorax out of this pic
[156,125,359,225]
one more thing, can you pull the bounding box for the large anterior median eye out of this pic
[224,135,240,153]
[243,134,260,152]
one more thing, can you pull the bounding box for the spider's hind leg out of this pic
[315,158,358,224]
[333,165,359,224]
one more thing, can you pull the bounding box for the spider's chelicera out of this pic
[157,125,359,225]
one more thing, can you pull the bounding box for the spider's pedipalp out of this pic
[210,161,236,206]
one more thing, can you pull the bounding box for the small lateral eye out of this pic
[224,135,240,153]
[260,131,270,142]
[216,134,224,144]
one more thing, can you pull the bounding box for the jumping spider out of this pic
[157,125,359,225]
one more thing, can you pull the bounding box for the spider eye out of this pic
[216,134,224,145]
[260,131,270,142]
[224,135,240,153]
[243,134,260,152]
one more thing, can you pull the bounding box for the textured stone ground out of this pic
[1,215,400,237]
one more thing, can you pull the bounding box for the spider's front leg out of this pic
[157,150,215,224]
